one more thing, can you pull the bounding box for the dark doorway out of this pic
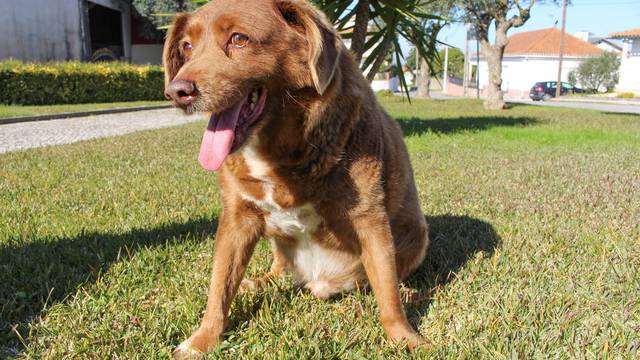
[88,3,123,61]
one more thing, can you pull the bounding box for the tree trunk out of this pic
[416,58,431,99]
[481,41,506,110]
[351,0,370,64]
[366,36,393,82]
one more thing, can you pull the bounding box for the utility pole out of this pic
[463,24,470,97]
[556,0,568,98]
[476,39,480,99]
[443,45,449,94]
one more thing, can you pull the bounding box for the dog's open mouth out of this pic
[198,87,267,171]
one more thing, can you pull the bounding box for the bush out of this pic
[572,52,620,93]
[568,71,577,88]
[0,60,164,105]
[617,92,636,99]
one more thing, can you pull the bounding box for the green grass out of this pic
[0,101,168,120]
[1,98,639,359]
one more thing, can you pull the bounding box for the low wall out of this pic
[444,80,529,99]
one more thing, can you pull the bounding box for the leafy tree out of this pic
[406,47,464,95]
[131,0,199,41]
[568,71,577,88]
[407,47,464,80]
[458,0,565,110]
[569,52,620,93]
[437,47,464,79]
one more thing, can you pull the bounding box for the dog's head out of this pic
[163,0,342,171]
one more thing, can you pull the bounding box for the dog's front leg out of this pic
[356,213,429,349]
[173,203,264,359]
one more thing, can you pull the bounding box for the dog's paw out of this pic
[173,329,219,359]
[239,278,263,293]
[172,340,203,360]
[387,325,430,350]
[239,274,278,293]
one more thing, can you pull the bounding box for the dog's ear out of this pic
[163,13,190,87]
[276,1,342,95]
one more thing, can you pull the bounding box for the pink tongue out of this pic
[198,100,244,171]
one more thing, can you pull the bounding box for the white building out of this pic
[574,31,622,53]
[0,0,164,65]
[340,24,390,92]
[609,29,640,95]
[473,28,603,99]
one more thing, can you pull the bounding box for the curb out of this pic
[547,98,640,106]
[0,104,174,125]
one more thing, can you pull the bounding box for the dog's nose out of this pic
[165,79,197,107]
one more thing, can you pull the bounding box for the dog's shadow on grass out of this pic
[397,116,537,136]
[0,217,218,353]
[1,213,500,353]
[403,215,501,325]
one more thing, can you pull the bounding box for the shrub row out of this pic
[0,60,165,105]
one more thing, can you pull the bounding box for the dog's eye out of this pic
[182,41,193,61]
[230,33,249,48]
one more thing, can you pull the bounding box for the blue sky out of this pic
[437,0,640,51]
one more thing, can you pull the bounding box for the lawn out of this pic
[0,101,168,121]
[0,98,638,359]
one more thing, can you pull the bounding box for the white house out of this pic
[609,29,640,95]
[340,24,390,92]
[471,28,603,99]
[574,31,622,53]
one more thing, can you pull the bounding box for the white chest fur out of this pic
[240,141,357,296]
[240,140,323,243]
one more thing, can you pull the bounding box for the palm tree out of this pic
[315,0,441,96]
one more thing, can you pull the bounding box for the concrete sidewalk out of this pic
[0,108,204,154]
[0,104,173,125]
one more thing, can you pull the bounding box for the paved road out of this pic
[411,91,640,114]
[508,99,640,114]
[0,109,204,154]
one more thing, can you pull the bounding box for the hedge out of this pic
[0,60,165,105]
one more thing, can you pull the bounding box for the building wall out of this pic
[0,0,83,61]
[476,56,585,98]
[131,45,163,65]
[595,42,621,53]
[618,39,640,94]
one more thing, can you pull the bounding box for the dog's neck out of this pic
[256,52,365,179]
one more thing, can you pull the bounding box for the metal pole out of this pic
[556,0,568,98]
[463,26,470,97]
[443,46,449,94]
[476,40,480,99]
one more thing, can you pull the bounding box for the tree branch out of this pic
[507,0,536,29]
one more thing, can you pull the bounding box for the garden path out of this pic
[0,109,204,154]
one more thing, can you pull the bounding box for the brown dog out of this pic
[163,0,429,357]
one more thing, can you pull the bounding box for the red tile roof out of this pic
[609,28,640,39]
[504,27,602,56]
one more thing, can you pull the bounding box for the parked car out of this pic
[529,81,583,101]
